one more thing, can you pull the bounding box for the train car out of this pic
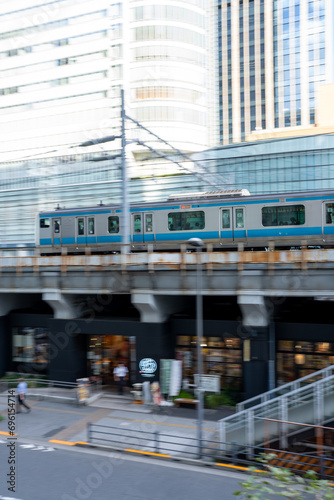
[36,189,334,254]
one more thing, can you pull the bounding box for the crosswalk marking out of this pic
[19,444,54,452]
[0,440,55,452]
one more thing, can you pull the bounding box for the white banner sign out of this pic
[169,360,182,397]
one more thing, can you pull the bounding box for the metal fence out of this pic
[87,421,334,479]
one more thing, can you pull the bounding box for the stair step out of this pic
[269,452,334,478]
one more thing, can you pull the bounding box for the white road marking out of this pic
[19,444,54,452]
[0,496,24,500]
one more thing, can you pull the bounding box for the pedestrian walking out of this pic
[113,362,128,395]
[16,378,31,413]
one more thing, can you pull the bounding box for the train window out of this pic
[78,218,84,235]
[168,211,205,231]
[53,219,60,233]
[325,203,334,224]
[235,208,244,228]
[40,218,50,228]
[222,210,230,228]
[145,214,153,232]
[133,214,141,232]
[262,205,305,226]
[88,218,95,235]
[108,216,119,233]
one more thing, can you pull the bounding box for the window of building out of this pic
[176,335,242,391]
[40,218,50,228]
[108,216,119,233]
[277,340,334,385]
[168,211,205,231]
[12,327,49,365]
[262,205,305,226]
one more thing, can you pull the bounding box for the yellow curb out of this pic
[49,439,88,446]
[125,448,171,458]
[215,462,265,473]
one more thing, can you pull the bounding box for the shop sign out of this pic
[194,374,220,393]
[139,358,157,378]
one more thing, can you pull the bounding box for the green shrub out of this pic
[204,391,235,409]
[173,389,195,400]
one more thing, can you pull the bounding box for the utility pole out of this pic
[121,89,130,254]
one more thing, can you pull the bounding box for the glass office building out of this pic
[0,133,334,245]
[217,0,334,144]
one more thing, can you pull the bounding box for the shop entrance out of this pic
[87,335,136,386]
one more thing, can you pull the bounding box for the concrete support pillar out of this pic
[43,292,77,319]
[237,295,269,327]
[131,293,185,323]
[238,295,270,399]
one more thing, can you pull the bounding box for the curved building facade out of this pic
[127,0,209,155]
[0,0,210,163]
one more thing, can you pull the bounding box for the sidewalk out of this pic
[0,389,235,455]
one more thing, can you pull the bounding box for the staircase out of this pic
[219,365,334,454]
[268,452,334,479]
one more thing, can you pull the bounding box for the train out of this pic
[36,189,334,254]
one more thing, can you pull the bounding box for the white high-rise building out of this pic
[0,0,210,163]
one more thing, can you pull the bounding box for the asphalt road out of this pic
[0,437,247,500]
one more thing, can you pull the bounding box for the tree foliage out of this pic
[234,453,334,499]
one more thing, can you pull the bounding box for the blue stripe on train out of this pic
[248,227,322,238]
[156,231,219,241]
[97,235,123,243]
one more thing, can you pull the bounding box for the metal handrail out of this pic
[219,373,334,450]
[237,365,334,411]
